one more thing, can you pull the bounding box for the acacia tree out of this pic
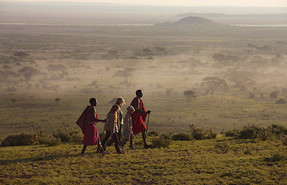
[13,52,30,61]
[48,64,68,80]
[224,70,256,91]
[201,77,228,95]
[113,68,134,82]
[184,90,197,102]
[18,67,40,82]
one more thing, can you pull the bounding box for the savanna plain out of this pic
[1,18,287,184]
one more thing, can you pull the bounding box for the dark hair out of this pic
[136,89,142,95]
[89,98,97,104]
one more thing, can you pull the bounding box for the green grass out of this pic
[1,136,286,184]
[1,92,287,138]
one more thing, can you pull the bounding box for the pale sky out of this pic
[2,0,287,7]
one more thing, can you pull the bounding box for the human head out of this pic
[116,97,125,107]
[136,89,143,98]
[89,98,97,106]
[127,105,135,113]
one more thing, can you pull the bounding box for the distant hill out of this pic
[154,16,219,27]
[176,13,287,25]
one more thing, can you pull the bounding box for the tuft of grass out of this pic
[214,143,230,154]
[264,152,286,163]
[282,135,287,145]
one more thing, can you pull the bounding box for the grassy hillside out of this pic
[1,136,286,184]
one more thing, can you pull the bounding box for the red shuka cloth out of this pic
[76,106,99,146]
[130,97,147,135]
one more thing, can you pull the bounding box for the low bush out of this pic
[1,133,38,146]
[224,124,287,141]
[189,124,217,140]
[205,129,217,139]
[45,136,61,146]
[239,125,271,140]
[52,128,82,143]
[269,124,287,135]
[224,129,240,137]
[151,134,171,148]
[172,133,193,141]
[192,128,205,140]
[34,132,61,146]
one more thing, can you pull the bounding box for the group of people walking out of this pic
[76,90,151,155]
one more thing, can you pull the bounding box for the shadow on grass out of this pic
[0,153,80,165]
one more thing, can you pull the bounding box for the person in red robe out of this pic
[130,90,151,148]
[76,98,106,156]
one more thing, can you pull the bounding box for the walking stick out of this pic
[146,113,150,134]
[98,135,105,157]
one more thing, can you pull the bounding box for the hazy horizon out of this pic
[1,0,287,7]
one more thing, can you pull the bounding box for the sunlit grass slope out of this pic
[1,136,286,184]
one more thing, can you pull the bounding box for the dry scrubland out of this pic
[1,23,287,184]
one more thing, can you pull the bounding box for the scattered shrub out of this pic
[239,126,258,139]
[189,124,217,140]
[45,136,61,146]
[34,131,61,146]
[269,91,278,99]
[224,124,287,141]
[172,133,193,141]
[205,129,217,139]
[269,124,287,135]
[1,133,38,146]
[191,128,205,140]
[239,125,271,140]
[151,134,171,148]
[224,129,240,137]
[275,98,286,104]
[52,128,82,143]
[147,130,159,136]
[55,98,61,103]
[258,128,271,141]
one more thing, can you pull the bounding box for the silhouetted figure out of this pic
[122,106,136,149]
[107,97,124,146]
[76,98,106,156]
[130,90,151,148]
[101,97,125,154]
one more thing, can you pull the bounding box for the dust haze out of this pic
[1,1,287,137]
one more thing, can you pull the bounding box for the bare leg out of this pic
[102,131,112,151]
[142,130,150,148]
[121,137,128,148]
[112,132,124,154]
[81,145,87,154]
[130,135,135,149]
